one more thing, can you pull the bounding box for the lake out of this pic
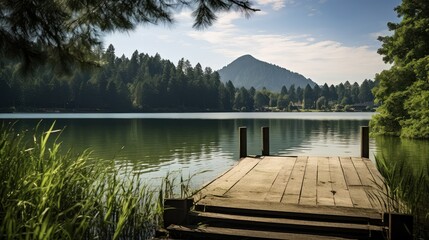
[1,112,427,188]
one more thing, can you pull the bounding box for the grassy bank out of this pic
[374,155,429,239]
[0,122,165,239]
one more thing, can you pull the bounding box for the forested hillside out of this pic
[218,55,316,90]
[0,45,375,112]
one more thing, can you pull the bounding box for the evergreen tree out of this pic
[254,91,270,110]
[351,82,360,104]
[329,84,338,103]
[280,86,288,95]
[0,0,258,72]
[303,84,314,109]
[296,86,303,103]
[288,85,296,102]
[321,83,330,101]
[234,87,254,111]
[358,80,374,103]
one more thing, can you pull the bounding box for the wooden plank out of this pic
[351,157,380,210]
[196,196,383,222]
[348,186,373,209]
[264,157,296,202]
[317,157,335,206]
[339,157,361,186]
[351,157,375,186]
[226,157,286,201]
[193,211,384,232]
[328,157,353,207]
[281,156,307,204]
[198,157,260,197]
[361,159,386,212]
[363,159,384,189]
[299,156,318,205]
[339,157,373,208]
[168,225,352,240]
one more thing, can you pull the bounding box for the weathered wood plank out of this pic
[226,157,285,200]
[317,157,335,206]
[281,156,307,204]
[193,211,384,232]
[197,156,385,212]
[300,156,318,205]
[199,157,260,197]
[351,157,375,186]
[328,157,353,207]
[339,157,361,186]
[363,159,384,189]
[348,186,373,209]
[351,157,380,209]
[361,159,386,211]
[196,196,383,221]
[168,224,352,240]
[339,157,373,208]
[264,157,296,202]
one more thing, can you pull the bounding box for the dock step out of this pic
[166,197,386,239]
[188,210,384,239]
[195,197,383,225]
[168,224,356,240]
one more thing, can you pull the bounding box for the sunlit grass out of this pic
[0,122,165,239]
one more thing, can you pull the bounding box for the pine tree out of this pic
[0,0,258,73]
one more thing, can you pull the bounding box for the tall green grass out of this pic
[373,154,429,239]
[0,122,164,239]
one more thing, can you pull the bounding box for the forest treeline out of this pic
[0,45,375,112]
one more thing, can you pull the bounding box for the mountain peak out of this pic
[217,55,316,91]
[237,54,256,60]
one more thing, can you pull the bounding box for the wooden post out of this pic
[261,127,269,156]
[383,213,413,240]
[163,198,194,228]
[360,126,369,158]
[239,127,247,158]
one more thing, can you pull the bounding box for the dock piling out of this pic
[261,127,269,156]
[239,127,247,158]
[360,126,369,158]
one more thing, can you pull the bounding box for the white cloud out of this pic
[256,0,290,10]
[187,21,389,85]
[105,2,390,86]
[370,29,392,40]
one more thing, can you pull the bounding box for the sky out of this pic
[104,0,402,85]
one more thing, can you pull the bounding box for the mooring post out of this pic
[239,127,247,158]
[261,126,269,156]
[360,126,369,158]
[163,198,194,228]
[383,213,413,240]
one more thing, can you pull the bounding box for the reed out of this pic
[372,154,429,239]
[0,122,163,239]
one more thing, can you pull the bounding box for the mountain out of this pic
[217,55,316,91]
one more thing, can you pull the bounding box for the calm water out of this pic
[1,112,428,188]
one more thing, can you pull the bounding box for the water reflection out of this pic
[3,116,378,188]
[375,136,429,173]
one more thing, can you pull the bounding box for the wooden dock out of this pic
[163,127,413,240]
[197,156,384,210]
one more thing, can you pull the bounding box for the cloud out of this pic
[256,0,290,10]
[370,29,392,40]
[187,21,388,84]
